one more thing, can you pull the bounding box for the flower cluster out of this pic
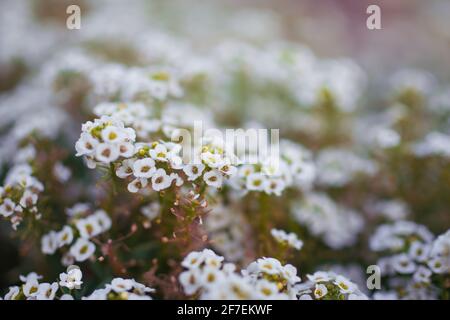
[75,116,136,167]
[296,271,368,300]
[292,193,364,249]
[41,209,111,263]
[179,249,301,299]
[0,161,43,230]
[228,140,315,196]
[370,222,449,299]
[270,229,303,250]
[83,278,155,300]
[3,266,83,300]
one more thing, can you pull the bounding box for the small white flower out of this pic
[19,272,42,283]
[313,283,328,299]
[427,256,447,274]
[57,226,74,247]
[75,133,98,156]
[413,266,432,283]
[76,216,102,239]
[0,198,16,217]
[179,269,201,295]
[246,173,266,191]
[183,164,205,181]
[264,178,286,196]
[255,280,280,299]
[133,158,156,178]
[151,168,172,191]
[127,178,148,193]
[19,190,38,208]
[70,238,96,262]
[93,210,112,232]
[201,152,223,168]
[4,286,20,300]
[333,275,356,294]
[256,258,282,275]
[149,144,169,162]
[116,159,135,178]
[408,241,430,262]
[219,164,237,177]
[392,253,416,274]
[23,279,40,298]
[203,170,223,188]
[60,294,74,300]
[101,126,126,144]
[59,265,83,290]
[36,282,58,300]
[307,271,332,283]
[118,142,135,158]
[182,251,205,269]
[95,143,120,163]
[109,278,134,293]
[41,231,58,255]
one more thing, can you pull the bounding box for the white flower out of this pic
[333,275,356,294]
[59,266,83,290]
[219,164,237,177]
[76,216,102,239]
[118,142,135,158]
[392,253,416,274]
[0,198,16,217]
[60,294,74,300]
[133,158,156,178]
[246,173,266,191]
[170,173,184,187]
[408,241,430,262]
[41,231,58,255]
[4,286,20,300]
[109,278,134,293]
[313,283,328,299]
[127,178,148,193]
[19,190,38,208]
[57,226,74,247]
[19,272,43,283]
[271,229,303,250]
[75,133,98,156]
[183,164,205,181]
[95,143,120,163]
[255,258,282,275]
[93,210,112,232]
[151,168,172,191]
[182,251,205,269]
[264,178,286,196]
[413,266,432,283]
[427,256,447,274]
[255,279,280,299]
[149,144,168,162]
[36,282,58,300]
[101,126,126,144]
[203,170,223,188]
[307,271,332,283]
[23,279,40,298]
[70,238,96,262]
[201,152,223,168]
[116,159,135,178]
[179,269,202,295]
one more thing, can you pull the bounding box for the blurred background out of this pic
[1,0,450,296]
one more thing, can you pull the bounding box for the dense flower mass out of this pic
[1,0,449,301]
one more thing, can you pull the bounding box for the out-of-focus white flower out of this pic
[70,238,95,262]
